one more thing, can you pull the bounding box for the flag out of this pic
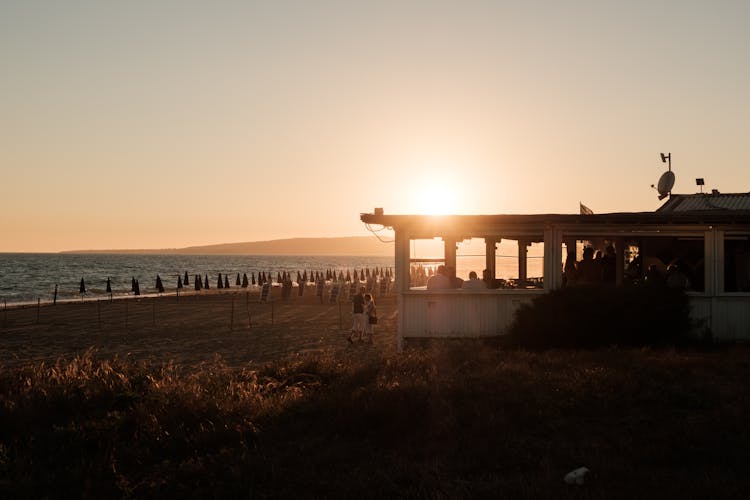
[579,202,594,215]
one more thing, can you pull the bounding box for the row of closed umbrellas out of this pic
[76,268,394,296]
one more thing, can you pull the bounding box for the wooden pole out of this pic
[230,295,235,331]
[246,292,251,328]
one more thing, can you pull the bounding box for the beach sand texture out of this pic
[0,286,397,369]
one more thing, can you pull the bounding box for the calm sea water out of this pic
[0,254,394,305]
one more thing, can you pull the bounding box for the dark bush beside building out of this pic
[507,285,694,349]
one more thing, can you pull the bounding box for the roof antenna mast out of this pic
[652,152,675,200]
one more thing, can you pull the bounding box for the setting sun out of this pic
[415,182,458,215]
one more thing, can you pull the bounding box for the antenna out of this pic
[660,152,671,170]
[652,153,675,200]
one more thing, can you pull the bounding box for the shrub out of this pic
[506,285,694,349]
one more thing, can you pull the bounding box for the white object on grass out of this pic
[564,467,590,485]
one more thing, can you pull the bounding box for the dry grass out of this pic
[2,344,750,498]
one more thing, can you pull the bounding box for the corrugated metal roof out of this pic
[657,193,750,212]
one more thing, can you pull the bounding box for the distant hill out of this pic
[63,236,394,256]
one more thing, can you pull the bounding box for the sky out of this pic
[2,1,749,252]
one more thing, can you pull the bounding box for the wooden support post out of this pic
[443,237,457,276]
[485,238,497,280]
[615,237,625,286]
[518,239,528,285]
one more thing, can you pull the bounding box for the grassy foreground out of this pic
[2,345,750,499]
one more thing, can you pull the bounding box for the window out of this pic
[560,235,704,291]
[725,234,750,292]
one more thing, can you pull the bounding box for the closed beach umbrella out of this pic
[236,273,241,286]
[242,273,249,288]
[204,274,210,289]
[184,271,189,286]
[195,275,201,291]
[79,278,86,295]
[277,272,282,284]
[131,277,137,292]
[302,270,308,282]
[177,275,183,289]
[106,277,112,293]
[251,273,256,285]
[218,273,224,289]
[297,271,302,282]
[346,270,351,282]
[156,274,164,293]
[134,279,141,296]
[225,275,230,288]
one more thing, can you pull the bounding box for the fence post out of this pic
[246,292,251,328]
[230,295,235,331]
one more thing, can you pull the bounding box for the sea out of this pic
[0,253,395,305]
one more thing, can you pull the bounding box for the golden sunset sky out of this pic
[2,1,749,252]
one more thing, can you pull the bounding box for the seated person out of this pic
[462,271,487,289]
[446,266,464,288]
[426,265,451,289]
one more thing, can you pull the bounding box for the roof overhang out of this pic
[361,211,750,239]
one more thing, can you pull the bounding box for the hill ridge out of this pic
[62,236,393,256]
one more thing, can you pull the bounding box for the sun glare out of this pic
[415,182,457,215]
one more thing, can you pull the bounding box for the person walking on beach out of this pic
[364,293,377,343]
[348,286,366,343]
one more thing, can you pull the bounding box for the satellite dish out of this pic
[657,170,675,200]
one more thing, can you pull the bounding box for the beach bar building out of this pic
[361,192,750,349]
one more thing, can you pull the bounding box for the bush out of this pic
[506,285,694,349]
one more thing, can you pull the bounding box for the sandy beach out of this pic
[0,286,397,369]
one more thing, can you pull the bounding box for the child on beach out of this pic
[364,293,377,343]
